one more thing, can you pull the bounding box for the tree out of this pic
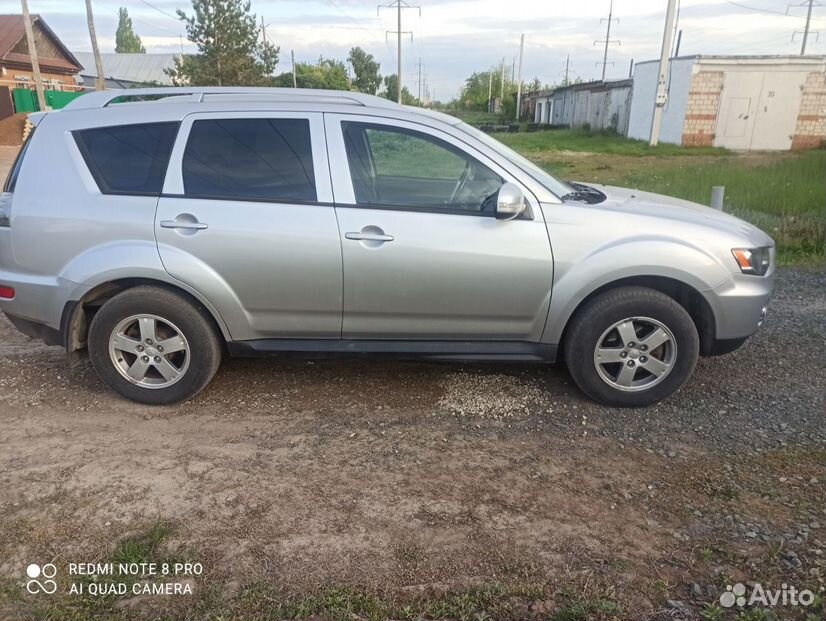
[381,74,416,105]
[527,77,543,95]
[166,0,279,87]
[347,47,381,94]
[274,57,350,90]
[115,7,145,53]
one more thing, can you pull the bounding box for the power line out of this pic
[131,16,182,35]
[723,0,793,16]
[723,0,823,21]
[136,0,180,21]
[325,0,378,33]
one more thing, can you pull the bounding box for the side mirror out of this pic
[496,183,526,220]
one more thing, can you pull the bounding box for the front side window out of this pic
[74,122,179,195]
[342,121,503,213]
[182,118,316,202]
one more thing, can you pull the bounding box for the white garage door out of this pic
[715,70,805,150]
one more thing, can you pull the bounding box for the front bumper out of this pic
[707,269,774,341]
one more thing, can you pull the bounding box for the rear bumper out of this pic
[3,311,63,346]
[0,269,72,332]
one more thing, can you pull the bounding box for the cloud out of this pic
[40,0,826,99]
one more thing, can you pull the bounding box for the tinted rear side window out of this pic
[3,127,35,193]
[74,122,179,195]
[182,118,316,202]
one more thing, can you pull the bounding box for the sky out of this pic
[15,0,826,100]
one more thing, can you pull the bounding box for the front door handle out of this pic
[345,232,394,242]
[160,220,208,230]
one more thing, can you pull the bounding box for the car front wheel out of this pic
[88,286,222,405]
[564,286,699,407]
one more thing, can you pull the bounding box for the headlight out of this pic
[731,247,771,276]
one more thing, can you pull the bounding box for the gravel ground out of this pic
[0,139,824,618]
[1,267,824,621]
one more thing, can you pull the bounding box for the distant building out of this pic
[74,52,181,89]
[0,14,83,117]
[627,55,826,150]
[523,79,633,135]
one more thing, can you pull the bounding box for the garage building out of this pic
[627,55,826,150]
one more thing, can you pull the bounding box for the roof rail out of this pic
[62,86,400,111]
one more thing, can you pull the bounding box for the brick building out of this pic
[627,55,826,150]
[0,14,83,118]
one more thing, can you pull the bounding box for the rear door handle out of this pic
[160,220,208,230]
[345,232,394,242]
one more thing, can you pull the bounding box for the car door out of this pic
[156,112,342,340]
[325,113,554,341]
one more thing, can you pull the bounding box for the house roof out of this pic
[74,52,180,86]
[0,14,82,73]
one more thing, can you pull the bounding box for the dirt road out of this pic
[1,143,825,619]
[1,266,824,620]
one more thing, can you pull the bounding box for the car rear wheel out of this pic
[88,286,222,405]
[564,286,699,407]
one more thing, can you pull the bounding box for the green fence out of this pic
[12,88,85,113]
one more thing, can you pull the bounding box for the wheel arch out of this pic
[62,277,230,361]
[555,275,717,360]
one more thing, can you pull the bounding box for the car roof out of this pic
[62,86,463,126]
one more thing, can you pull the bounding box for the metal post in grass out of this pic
[711,186,725,211]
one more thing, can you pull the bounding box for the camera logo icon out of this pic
[25,563,57,594]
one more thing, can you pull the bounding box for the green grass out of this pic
[111,522,172,565]
[620,151,826,264]
[491,128,826,264]
[494,127,727,157]
[443,109,503,126]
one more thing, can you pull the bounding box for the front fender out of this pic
[542,237,730,345]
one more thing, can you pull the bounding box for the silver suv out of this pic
[0,87,774,407]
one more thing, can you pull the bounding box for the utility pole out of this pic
[379,0,420,104]
[595,0,620,81]
[487,70,493,112]
[515,34,525,121]
[417,58,422,104]
[649,0,679,146]
[19,0,45,110]
[260,16,268,45]
[85,0,105,91]
[799,0,816,55]
[500,56,506,105]
[291,50,297,87]
[564,54,570,85]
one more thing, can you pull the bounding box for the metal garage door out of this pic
[715,71,805,150]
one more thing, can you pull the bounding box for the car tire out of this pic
[563,286,699,407]
[88,286,222,405]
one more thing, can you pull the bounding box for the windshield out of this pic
[457,122,572,199]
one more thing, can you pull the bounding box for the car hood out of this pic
[578,183,774,247]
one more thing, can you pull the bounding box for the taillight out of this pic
[0,286,15,299]
[0,192,11,227]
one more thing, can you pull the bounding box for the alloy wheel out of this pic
[592,316,677,392]
[108,314,190,389]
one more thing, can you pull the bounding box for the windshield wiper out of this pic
[561,182,607,204]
